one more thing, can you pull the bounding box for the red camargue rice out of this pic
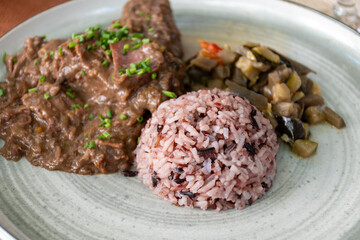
[135,89,279,211]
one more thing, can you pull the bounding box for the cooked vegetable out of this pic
[186,41,345,158]
[298,94,324,107]
[304,106,325,124]
[235,57,260,84]
[190,55,218,72]
[252,46,280,64]
[286,71,302,93]
[310,81,321,95]
[271,83,291,103]
[292,139,318,158]
[292,91,305,102]
[275,116,306,142]
[323,106,346,129]
[272,102,299,118]
[225,80,268,110]
[217,49,237,65]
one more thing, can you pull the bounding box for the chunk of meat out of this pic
[119,0,183,58]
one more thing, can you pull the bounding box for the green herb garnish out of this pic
[162,90,177,98]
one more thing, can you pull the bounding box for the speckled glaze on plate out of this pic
[1,0,360,239]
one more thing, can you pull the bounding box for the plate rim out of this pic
[0,0,360,239]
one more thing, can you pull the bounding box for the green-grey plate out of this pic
[1,0,360,239]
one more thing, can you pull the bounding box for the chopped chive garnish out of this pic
[66,91,75,99]
[72,104,81,109]
[162,90,177,98]
[81,70,86,76]
[28,88,37,93]
[123,44,130,51]
[99,114,105,121]
[151,73,157,79]
[148,28,154,33]
[99,122,106,127]
[34,60,39,66]
[103,131,111,138]
[112,22,122,28]
[49,51,55,58]
[89,114,94,120]
[42,35,47,39]
[89,141,95,149]
[85,134,89,138]
[130,43,142,50]
[107,109,112,119]
[105,123,111,128]
[126,69,132,77]
[131,33,144,38]
[142,38,151,44]
[97,135,106,140]
[137,137,140,144]
[139,11,145,16]
[84,142,89,149]
[44,93,51,100]
[0,89,5,96]
[59,47,64,56]
[120,114,127,120]
[39,76,46,82]
[105,49,112,56]
[84,104,89,109]
[102,60,110,67]
[68,42,77,48]
[87,45,93,50]
[136,69,145,75]
[146,14,151,18]
[2,52,6,63]
[137,116,144,123]
[12,57,17,63]
[119,68,126,75]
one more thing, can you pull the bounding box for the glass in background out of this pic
[333,0,360,30]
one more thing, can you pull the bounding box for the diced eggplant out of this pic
[297,94,324,107]
[235,46,249,56]
[303,122,310,139]
[212,65,231,79]
[272,49,314,76]
[300,75,313,95]
[235,57,260,84]
[310,82,321,96]
[292,139,318,158]
[304,106,325,124]
[208,79,224,89]
[218,49,237,65]
[323,106,346,129]
[275,115,306,142]
[246,50,257,61]
[186,66,211,82]
[268,71,281,87]
[252,61,271,72]
[286,71,302,93]
[251,73,268,92]
[231,67,248,87]
[252,46,280,64]
[243,41,260,48]
[190,55,218,72]
[225,80,268,110]
[275,65,292,82]
[272,102,299,118]
[292,91,305,102]
[271,83,291,103]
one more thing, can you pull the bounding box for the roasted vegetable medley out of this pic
[185,40,345,158]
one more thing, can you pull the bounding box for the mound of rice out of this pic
[135,89,279,211]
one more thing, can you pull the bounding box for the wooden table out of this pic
[0,0,343,37]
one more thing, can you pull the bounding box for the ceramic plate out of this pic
[1,0,360,239]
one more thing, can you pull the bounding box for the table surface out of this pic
[0,0,341,37]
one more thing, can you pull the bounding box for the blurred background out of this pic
[0,0,359,36]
